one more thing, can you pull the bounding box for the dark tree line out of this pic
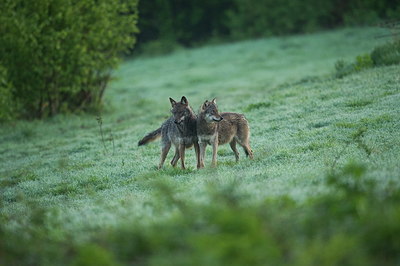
[136,0,400,51]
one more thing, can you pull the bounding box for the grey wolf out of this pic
[197,98,253,168]
[138,96,200,169]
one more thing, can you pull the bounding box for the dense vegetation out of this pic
[1,27,399,265]
[137,0,400,52]
[0,0,138,119]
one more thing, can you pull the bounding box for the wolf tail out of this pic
[138,127,162,146]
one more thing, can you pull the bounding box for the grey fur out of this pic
[138,96,200,169]
[138,127,161,146]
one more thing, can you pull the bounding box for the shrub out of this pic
[335,38,400,79]
[371,40,400,66]
[0,0,138,119]
[334,60,356,78]
[354,54,374,71]
[335,53,376,78]
[71,244,120,266]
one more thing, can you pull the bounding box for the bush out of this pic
[335,38,400,79]
[0,0,138,119]
[334,60,355,78]
[354,54,374,71]
[334,54,373,78]
[371,40,400,66]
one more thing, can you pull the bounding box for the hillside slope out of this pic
[1,27,399,264]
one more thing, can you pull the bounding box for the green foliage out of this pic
[71,244,120,266]
[334,60,356,79]
[371,40,400,66]
[1,169,38,188]
[226,0,334,39]
[334,46,394,78]
[335,38,400,78]
[0,200,69,265]
[0,0,138,118]
[0,65,15,121]
[137,0,232,47]
[354,54,374,71]
[136,0,400,52]
[345,99,373,108]
[343,0,400,25]
[3,163,400,265]
[244,102,272,112]
[109,187,284,266]
[138,39,181,57]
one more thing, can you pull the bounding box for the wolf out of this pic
[197,98,253,168]
[138,96,200,169]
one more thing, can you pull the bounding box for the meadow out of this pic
[1,27,400,265]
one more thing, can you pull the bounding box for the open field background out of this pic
[1,27,400,265]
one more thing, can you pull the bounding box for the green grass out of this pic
[1,27,400,265]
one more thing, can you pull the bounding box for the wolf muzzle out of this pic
[174,116,185,124]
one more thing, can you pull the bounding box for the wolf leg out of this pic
[211,139,218,167]
[194,142,201,169]
[238,141,253,159]
[170,146,180,167]
[229,139,240,162]
[237,131,254,160]
[158,142,171,169]
[179,144,186,169]
[199,142,207,168]
[243,145,253,159]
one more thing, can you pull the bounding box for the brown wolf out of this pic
[197,98,253,168]
[138,96,200,169]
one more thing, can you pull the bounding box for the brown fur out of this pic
[138,96,200,169]
[197,99,253,168]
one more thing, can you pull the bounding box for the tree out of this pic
[0,0,138,119]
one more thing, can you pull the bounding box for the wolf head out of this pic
[169,96,192,124]
[200,98,223,123]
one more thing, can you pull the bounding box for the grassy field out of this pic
[1,27,400,265]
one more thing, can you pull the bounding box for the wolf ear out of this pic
[169,97,177,107]
[201,100,209,110]
[181,96,188,106]
[211,98,217,104]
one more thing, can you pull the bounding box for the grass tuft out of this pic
[244,102,272,112]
